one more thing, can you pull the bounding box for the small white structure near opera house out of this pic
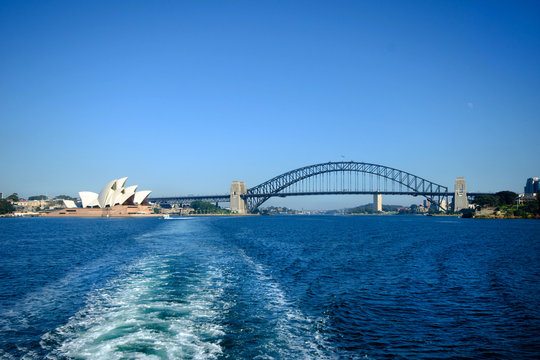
[45,178,157,217]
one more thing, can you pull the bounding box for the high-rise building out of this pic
[439,199,448,211]
[524,177,540,195]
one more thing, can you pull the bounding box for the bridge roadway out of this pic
[150,195,230,204]
[149,191,493,204]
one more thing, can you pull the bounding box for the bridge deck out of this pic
[150,195,229,203]
[149,191,492,204]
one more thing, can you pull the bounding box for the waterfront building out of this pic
[416,204,427,213]
[44,178,156,217]
[75,177,151,208]
[13,199,47,210]
[424,199,447,211]
[524,177,540,195]
[439,199,448,211]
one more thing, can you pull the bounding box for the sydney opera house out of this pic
[44,177,157,217]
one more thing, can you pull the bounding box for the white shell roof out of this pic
[134,190,152,205]
[79,191,99,208]
[63,200,77,209]
[115,185,138,205]
[80,178,151,208]
[98,180,117,208]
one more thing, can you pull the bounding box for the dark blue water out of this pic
[0,216,539,359]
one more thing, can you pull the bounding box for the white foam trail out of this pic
[42,256,225,359]
[10,219,336,359]
[237,249,333,359]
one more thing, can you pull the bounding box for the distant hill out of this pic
[346,204,404,214]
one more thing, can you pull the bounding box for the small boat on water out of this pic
[162,214,171,219]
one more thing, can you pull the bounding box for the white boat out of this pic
[162,214,171,219]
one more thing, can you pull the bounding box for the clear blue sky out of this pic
[1,1,539,209]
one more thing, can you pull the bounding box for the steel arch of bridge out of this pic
[246,161,449,212]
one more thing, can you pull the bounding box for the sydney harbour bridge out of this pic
[150,161,489,214]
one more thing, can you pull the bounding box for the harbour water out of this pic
[0,216,539,359]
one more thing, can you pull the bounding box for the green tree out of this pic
[521,198,539,215]
[346,204,373,214]
[0,199,15,214]
[472,195,498,208]
[397,207,413,215]
[460,208,475,218]
[190,201,230,214]
[6,193,19,202]
[495,191,517,206]
[513,208,527,218]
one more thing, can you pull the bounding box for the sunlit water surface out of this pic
[0,216,539,359]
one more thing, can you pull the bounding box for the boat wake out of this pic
[38,220,332,359]
[42,256,225,359]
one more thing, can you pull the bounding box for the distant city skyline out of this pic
[1,1,539,209]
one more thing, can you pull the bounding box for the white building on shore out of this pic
[44,177,157,217]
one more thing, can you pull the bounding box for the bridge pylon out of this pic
[373,193,382,212]
[453,177,469,212]
[230,181,248,214]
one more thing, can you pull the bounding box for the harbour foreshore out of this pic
[41,204,160,218]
